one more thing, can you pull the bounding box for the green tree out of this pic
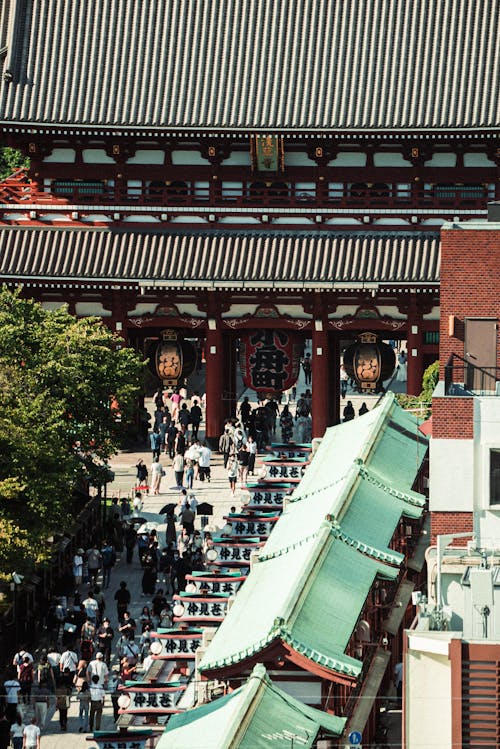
[396,359,439,417]
[0,287,143,580]
[0,146,29,179]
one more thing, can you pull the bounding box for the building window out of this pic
[52,179,104,196]
[424,331,439,345]
[490,450,500,505]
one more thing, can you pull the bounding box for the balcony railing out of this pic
[444,353,500,396]
[0,173,493,212]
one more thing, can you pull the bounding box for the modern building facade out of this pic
[1,0,498,434]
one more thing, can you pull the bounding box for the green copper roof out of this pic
[158,665,345,749]
[200,525,398,677]
[264,394,426,557]
[201,395,423,678]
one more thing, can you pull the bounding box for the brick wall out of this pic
[431,511,474,544]
[432,397,474,439]
[440,229,500,377]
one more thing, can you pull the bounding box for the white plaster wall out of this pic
[284,152,316,166]
[373,152,411,166]
[429,438,474,511]
[424,152,456,167]
[329,151,367,166]
[75,302,111,317]
[221,304,259,318]
[41,301,66,310]
[175,304,204,318]
[373,218,410,225]
[423,307,440,320]
[127,150,165,164]
[406,647,452,748]
[127,304,158,317]
[463,152,496,167]
[275,304,312,319]
[82,149,115,164]
[43,148,76,163]
[222,151,251,166]
[171,150,210,165]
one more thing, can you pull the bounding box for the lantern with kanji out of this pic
[343,332,396,393]
[239,330,302,399]
[148,329,197,387]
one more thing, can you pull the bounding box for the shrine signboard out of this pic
[228,514,278,538]
[172,593,229,624]
[261,458,309,482]
[211,537,265,567]
[185,572,246,596]
[245,483,294,509]
[88,729,152,749]
[271,443,312,459]
[149,628,202,659]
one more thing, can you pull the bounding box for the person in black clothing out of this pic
[96,618,114,666]
[166,424,177,458]
[136,459,148,484]
[0,710,10,749]
[178,403,191,434]
[190,399,202,440]
[359,402,369,416]
[343,401,355,422]
[239,397,252,430]
[154,388,164,410]
[302,353,312,384]
[114,581,131,622]
[152,589,167,620]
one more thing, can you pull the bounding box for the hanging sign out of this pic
[171,594,229,623]
[89,730,152,749]
[240,329,302,398]
[185,574,246,596]
[229,515,279,538]
[246,483,294,508]
[262,458,309,482]
[271,444,312,459]
[150,630,202,658]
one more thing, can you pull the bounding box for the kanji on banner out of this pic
[239,330,302,399]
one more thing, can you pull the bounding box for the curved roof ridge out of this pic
[329,520,403,569]
[282,631,362,678]
[357,461,426,510]
[258,530,320,561]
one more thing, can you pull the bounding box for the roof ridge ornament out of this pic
[358,464,425,508]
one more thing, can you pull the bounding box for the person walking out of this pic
[279,405,294,443]
[237,443,250,487]
[219,427,233,469]
[190,399,202,440]
[343,400,355,422]
[247,435,257,475]
[227,455,238,496]
[77,681,90,733]
[86,545,102,586]
[198,442,212,482]
[87,652,108,688]
[34,685,50,731]
[55,681,70,731]
[4,669,21,724]
[9,715,25,749]
[72,548,84,587]
[340,364,348,398]
[150,457,164,495]
[149,429,161,460]
[172,452,184,489]
[114,581,131,622]
[100,540,116,589]
[89,675,105,731]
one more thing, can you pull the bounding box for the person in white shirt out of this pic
[82,591,99,623]
[89,675,105,731]
[86,652,109,687]
[23,717,40,749]
[59,648,78,678]
[198,443,212,482]
[73,549,84,586]
[4,674,21,723]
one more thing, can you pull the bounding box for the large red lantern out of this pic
[239,330,302,399]
[148,329,197,387]
[343,332,396,393]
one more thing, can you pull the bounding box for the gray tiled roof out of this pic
[0,227,440,287]
[0,0,498,132]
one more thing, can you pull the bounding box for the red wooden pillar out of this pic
[406,299,424,395]
[205,324,224,444]
[311,324,330,438]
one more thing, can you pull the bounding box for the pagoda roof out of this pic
[199,395,427,679]
[0,227,440,289]
[157,664,345,748]
[0,0,498,135]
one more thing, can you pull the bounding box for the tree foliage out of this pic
[396,359,439,417]
[0,287,144,580]
[0,147,29,179]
